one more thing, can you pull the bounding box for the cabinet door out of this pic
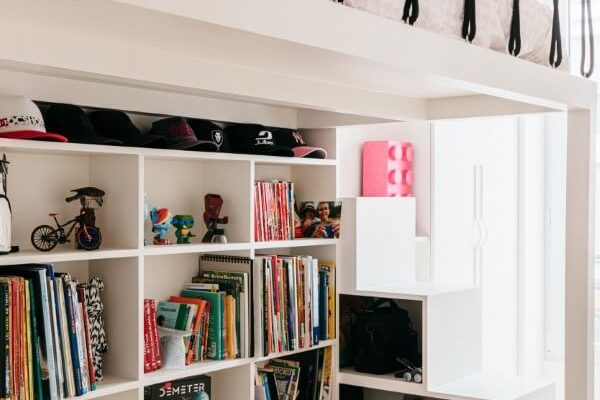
[432,122,478,285]
[478,119,519,374]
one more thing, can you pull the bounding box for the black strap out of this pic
[462,0,476,42]
[402,0,419,25]
[509,0,521,56]
[549,0,562,68]
[580,0,595,78]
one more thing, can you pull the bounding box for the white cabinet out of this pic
[432,118,519,374]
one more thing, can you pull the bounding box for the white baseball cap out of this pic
[0,96,67,142]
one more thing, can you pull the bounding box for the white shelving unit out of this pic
[0,0,596,399]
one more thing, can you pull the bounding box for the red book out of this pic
[149,300,162,369]
[143,300,152,372]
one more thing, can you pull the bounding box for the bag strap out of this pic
[509,0,521,56]
[580,0,595,77]
[549,0,562,68]
[402,0,419,25]
[462,0,476,42]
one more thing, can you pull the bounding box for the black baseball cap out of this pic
[188,119,230,152]
[89,110,167,149]
[273,128,327,159]
[45,103,123,145]
[226,124,294,157]
[150,117,218,151]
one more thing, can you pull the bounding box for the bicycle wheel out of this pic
[31,224,59,252]
[77,226,102,251]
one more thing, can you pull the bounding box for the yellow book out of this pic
[225,295,235,359]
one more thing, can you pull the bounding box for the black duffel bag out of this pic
[352,299,419,375]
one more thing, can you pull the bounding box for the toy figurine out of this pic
[0,154,15,254]
[150,207,173,245]
[31,186,105,252]
[201,194,229,243]
[172,215,195,244]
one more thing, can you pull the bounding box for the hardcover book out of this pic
[144,374,211,400]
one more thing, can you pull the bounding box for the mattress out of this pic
[342,0,568,70]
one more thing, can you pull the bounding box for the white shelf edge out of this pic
[80,376,140,399]
[143,358,251,386]
[254,339,336,363]
[143,339,336,386]
[253,238,338,250]
[340,282,477,301]
[143,242,252,256]
[0,248,139,266]
[0,138,337,167]
[338,369,427,396]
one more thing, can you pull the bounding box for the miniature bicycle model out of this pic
[31,187,105,252]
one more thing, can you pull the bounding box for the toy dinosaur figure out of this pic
[150,207,172,245]
[172,215,195,244]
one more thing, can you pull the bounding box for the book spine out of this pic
[48,279,64,399]
[312,260,320,345]
[149,300,161,370]
[72,283,89,394]
[78,289,97,391]
[319,270,328,341]
[63,279,84,396]
[143,300,152,373]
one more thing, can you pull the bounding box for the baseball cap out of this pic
[0,96,67,142]
[273,128,327,159]
[89,110,167,149]
[226,124,293,157]
[45,103,123,145]
[150,117,218,151]
[188,119,230,152]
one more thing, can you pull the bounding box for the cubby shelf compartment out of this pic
[0,248,139,266]
[255,339,336,363]
[338,369,427,397]
[142,359,251,386]
[253,238,338,249]
[80,377,140,400]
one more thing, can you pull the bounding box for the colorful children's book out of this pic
[168,296,207,364]
[180,290,224,360]
[156,301,193,331]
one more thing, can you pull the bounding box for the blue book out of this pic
[319,270,328,341]
[57,273,86,396]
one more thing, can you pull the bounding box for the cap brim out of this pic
[292,146,327,159]
[170,139,219,152]
[250,146,294,157]
[0,130,68,142]
[125,134,168,149]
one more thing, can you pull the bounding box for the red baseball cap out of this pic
[0,96,67,142]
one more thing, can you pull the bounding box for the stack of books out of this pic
[0,264,106,399]
[254,255,335,357]
[256,347,333,400]
[144,255,253,370]
[254,180,296,241]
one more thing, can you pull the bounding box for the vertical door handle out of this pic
[478,164,488,248]
[472,165,482,247]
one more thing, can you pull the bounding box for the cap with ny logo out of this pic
[226,124,293,157]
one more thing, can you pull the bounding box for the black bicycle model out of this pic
[31,187,105,252]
